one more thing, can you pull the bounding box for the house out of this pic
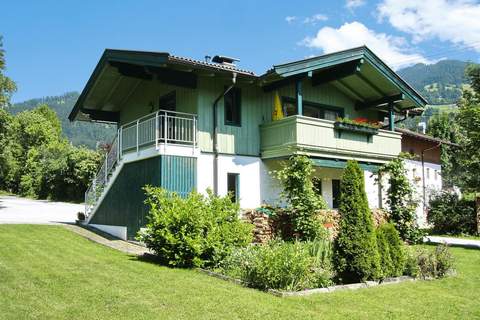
[68,46,428,240]
[396,127,456,227]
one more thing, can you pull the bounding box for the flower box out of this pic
[334,121,379,136]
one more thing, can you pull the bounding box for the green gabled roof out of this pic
[69,49,256,122]
[262,46,428,111]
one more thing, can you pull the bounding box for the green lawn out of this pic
[1,225,480,320]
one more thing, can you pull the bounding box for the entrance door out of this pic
[158,91,176,141]
[332,179,341,209]
[159,91,176,112]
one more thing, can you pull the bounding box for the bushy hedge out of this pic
[274,155,328,240]
[138,187,253,268]
[404,244,454,279]
[220,239,334,291]
[428,191,477,235]
[333,160,381,283]
[376,223,406,278]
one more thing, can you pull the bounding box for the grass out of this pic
[0,189,13,196]
[1,225,480,320]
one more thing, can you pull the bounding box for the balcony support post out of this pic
[388,101,395,131]
[296,79,303,116]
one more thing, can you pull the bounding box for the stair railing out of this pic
[84,109,198,218]
[84,131,120,217]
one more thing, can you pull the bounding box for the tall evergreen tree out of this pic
[456,64,480,192]
[333,160,381,283]
[0,36,16,109]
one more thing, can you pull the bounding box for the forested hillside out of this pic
[9,92,115,149]
[398,60,470,104]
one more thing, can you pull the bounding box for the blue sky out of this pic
[2,0,480,102]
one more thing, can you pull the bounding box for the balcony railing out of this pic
[121,110,197,153]
[260,115,402,162]
[84,109,197,217]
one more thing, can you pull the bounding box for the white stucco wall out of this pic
[197,153,269,209]
[404,159,442,227]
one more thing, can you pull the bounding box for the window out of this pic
[282,97,344,120]
[225,87,241,126]
[227,173,240,203]
[332,179,341,209]
[427,168,430,180]
[434,170,438,181]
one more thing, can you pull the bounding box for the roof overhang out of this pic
[260,46,428,114]
[69,49,256,122]
[396,128,459,147]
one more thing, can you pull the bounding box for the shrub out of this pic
[220,239,334,291]
[137,187,253,268]
[377,156,420,243]
[376,224,406,278]
[333,160,381,283]
[376,227,394,278]
[273,155,328,240]
[404,244,454,279]
[428,191,477,235]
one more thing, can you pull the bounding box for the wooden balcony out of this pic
[260,115,401,163]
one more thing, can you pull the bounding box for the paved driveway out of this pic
[0,196,83,224]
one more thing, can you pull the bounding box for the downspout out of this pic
[421,143,441,213]
[212,72,237,195]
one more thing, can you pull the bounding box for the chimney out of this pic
[211,55,240,67]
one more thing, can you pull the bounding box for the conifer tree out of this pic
[333,160,381,283]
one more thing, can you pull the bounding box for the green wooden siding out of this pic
[118,81,198,126]
[116,76,384,157]
[90,155,197,239]
[161,155,197,197]
[196,78,272,156]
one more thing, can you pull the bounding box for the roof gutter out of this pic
[212,72,237,195]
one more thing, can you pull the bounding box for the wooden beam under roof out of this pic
[311,59,363,87]
[109,61,197,89]
[356,72,385,96]
[80,109,119,122]
[262,74,307,92]
[355,93,405,111]
[336,79,366,102]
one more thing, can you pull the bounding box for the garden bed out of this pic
[199,268,417,297]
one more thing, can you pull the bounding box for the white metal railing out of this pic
[121,110,197,152]
[84,109,198,217]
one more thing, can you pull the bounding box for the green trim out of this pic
[270,46,427,109]
[311,59,363,87]
[311,158,381,172]
[69,50,170,122]
[295,80,303,116]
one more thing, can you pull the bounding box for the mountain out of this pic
[9,92,115,149]
[397,60,470,104]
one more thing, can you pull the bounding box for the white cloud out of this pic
[303,14,328,25]
[378,0,480,50]
[301,21,433,68]
[285,16,297,24]
[345,0,366,10]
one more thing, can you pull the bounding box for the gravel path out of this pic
[0,195,83,224]
[425,235,480,249]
